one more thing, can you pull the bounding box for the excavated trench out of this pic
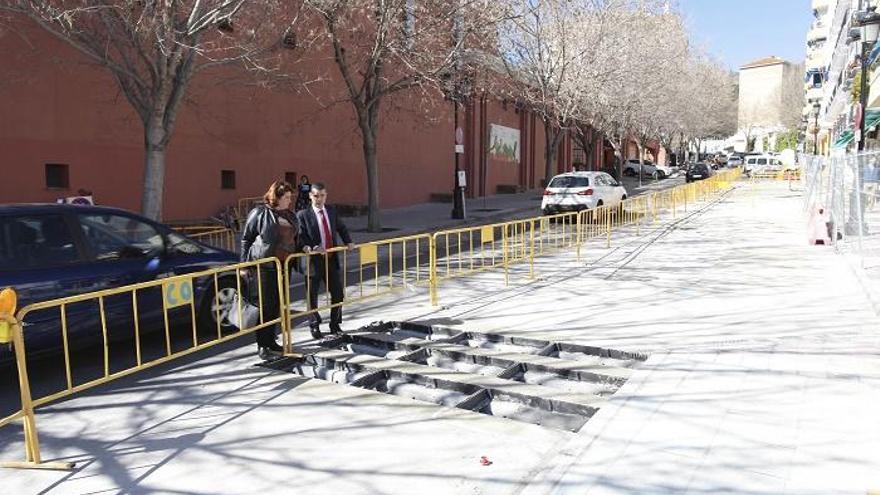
[267,321,646,432]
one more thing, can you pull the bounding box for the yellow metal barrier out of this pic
[0,258,286,470]
[0,166,746,471]
[236,196,264,221]
[186,228,236,252]
[171,225,237,252]
[282,234,433,339]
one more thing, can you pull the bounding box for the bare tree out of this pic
[0,0,303,220]
[496,0,622,184]
[585,0,688,180]
[304,0,504,231]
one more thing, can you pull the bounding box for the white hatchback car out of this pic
[541,172,628,215]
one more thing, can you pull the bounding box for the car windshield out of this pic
[79,214,164,260]
[690,164,709,172]
[549,176,590,188]
[167,232,207,255]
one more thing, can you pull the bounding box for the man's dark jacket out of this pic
[295,205,352,267]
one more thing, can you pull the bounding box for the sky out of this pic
[677,0,814,70]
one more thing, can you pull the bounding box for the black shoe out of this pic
[309,325,322,339]
[264,342,283,353]
[257,346,281,361]
[329,324,343,335]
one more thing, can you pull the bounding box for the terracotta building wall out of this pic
[0,25,572,221]
[0,26,456,220]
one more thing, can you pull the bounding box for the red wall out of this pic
[0,25,569,221]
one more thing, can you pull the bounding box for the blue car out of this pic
[0,204,242,360]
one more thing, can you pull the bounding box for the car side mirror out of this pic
[146,257,161,272]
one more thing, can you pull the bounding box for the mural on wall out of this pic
[489,124,520,163]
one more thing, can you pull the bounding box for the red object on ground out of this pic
[480,456,493,466]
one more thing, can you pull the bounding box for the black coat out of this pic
[296,205,352,266]
[240,204,278,262]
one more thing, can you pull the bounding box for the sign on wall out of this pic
[489,124,520,163]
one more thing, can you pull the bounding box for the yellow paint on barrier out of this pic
[360,244,378,265]
[481,225,494,243]
[163,278,194,309]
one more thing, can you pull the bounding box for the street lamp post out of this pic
[856,4,880,151]
[452,99,466,219]
[813,102,821,155]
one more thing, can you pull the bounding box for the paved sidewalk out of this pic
[4,180,877,494]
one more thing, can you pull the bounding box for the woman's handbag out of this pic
[228,292,261,330]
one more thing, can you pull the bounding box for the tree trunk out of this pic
[141,118,168,221]
[358,106,382,232]
[610,136,624,180]
[636,141,645,187]
[543,121,564,184]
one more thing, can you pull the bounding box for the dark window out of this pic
[221,170,236,190]
[45,163,70,189]
[548,176,590,188]
[79,214,163,261]
[285,172,297,185]
[0,215,81,270]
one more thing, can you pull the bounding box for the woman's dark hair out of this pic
[264,181,294,208]
[300,175,310,184]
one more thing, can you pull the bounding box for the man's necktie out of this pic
[319,209,333,249]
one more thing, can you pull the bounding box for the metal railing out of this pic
[172,225,238,252]
[0,258,287,470]
[802,151,880,263]
[0,167,742,470]
[235,196,264,223]
[281,234,433,333]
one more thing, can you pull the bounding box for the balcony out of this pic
[806,52,826,71]
[808,22,828,42]
[807,86,825,102]
[811,0,830,11]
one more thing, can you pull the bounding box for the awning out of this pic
[868,41,880,67]
[866,108,880,132]
[833,130,855,149]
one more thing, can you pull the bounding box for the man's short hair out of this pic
[311,182,327,192]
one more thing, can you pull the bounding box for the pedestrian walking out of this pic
[241,180,296,360]
[295,175,312,212]
[296,182,354,339]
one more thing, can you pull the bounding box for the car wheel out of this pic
[198,275,243,335]
[623,169,635,177]
[657,171,666,180]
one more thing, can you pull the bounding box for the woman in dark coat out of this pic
[241,180,297,360]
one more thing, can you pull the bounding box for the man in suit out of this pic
[296,182,355,339]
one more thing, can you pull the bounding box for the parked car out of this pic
[727,156,744,166]
[743,154,784,175]
[686,162,715,183]
[622,160,672,179]
[541,172,627,214]
[0,203,241,359]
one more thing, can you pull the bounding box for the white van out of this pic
[744,154,783,174]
